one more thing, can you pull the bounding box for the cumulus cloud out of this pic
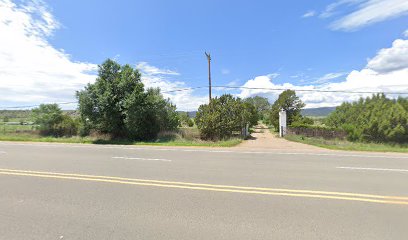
[319,0,408,31]
[404,29,408,37]
[366,39,408,73]
[0,0,97,108]
[238,38,408,108]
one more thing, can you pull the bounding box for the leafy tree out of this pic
[269,90,305,131]
[195,94,258,140]
[244,96,270,120]
[77,59,179,140]
[31,104,77,136]
[3,116,9,123]
[326,94,408,143]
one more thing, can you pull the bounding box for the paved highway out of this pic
[0,142,407,239]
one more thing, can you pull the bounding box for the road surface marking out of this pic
[0,168,407,205]
[112,157,172,162]
[1,142,408,159]
[337,166,408,173]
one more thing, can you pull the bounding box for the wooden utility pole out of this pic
[205,51,212,102]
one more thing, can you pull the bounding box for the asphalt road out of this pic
[0,142,407,239]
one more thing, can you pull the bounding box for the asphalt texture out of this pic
[0,142,407,240]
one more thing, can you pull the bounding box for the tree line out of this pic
[325,94,408,143]
[28,58,408,144]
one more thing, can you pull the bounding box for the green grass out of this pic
[285,134,408,153]
[0,124,36,133]
[0,133,242,147]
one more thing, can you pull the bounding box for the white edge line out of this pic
[112,157,172,162]
[337,166,408,173]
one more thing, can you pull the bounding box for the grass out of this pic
[0,132,242,147]
[285,134,408,153]
[0,123,36,132]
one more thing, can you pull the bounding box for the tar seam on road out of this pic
[0,168,407,206]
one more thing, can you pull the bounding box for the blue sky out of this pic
[1,0,408,110]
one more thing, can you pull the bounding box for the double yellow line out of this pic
[1,168,407,205]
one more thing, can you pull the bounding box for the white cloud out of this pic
[313,72,346,84]
[136,62,180,76]
[238,38,408,108]
[0,0,204,111]
[403,29,408,37]
[320,0,362,19]
[366,39,408,73]
[0,0,97,108]
[320,0,408,31]
[137,62,207,111]
[302,10,316,18]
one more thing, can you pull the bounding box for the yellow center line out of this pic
[0,169,407,205]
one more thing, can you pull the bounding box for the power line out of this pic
[212,86,408,95]
[1,102,77,109]
[2,86,408,110]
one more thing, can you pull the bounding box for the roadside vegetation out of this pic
[285,135,408,153]
[1,59,407,151]
[0,59,249,147]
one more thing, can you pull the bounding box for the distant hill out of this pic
[301,107,337,117]
[177,111,197,118]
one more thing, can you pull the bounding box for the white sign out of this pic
[279,110,287,137]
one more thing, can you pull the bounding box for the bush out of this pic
[195,94,258,140]
[326,94,408,143]
[31,104,78,137]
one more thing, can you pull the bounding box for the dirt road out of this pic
[236,125,323,151]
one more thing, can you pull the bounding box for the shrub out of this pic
[195,94,258,140]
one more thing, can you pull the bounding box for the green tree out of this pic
[269,90,305,131]
[3,116,9,123]
[195,94,258,140]
[326,94,408,143]
[32,104,63,134]
[31,104,77,136]
[244,96,270,120]
[77,59,179,140]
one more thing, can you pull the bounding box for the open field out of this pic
[285,134,408,153]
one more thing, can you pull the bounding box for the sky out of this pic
[1,0,408,110]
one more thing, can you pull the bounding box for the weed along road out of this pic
[0,142,408,239]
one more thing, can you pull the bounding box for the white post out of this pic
[279,110,287,137]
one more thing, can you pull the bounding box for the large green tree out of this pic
[269,90,305,130]
[77,59,179,140]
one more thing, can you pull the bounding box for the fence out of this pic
[287,127,347,140]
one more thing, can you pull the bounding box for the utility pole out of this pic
[205,51,212,103]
